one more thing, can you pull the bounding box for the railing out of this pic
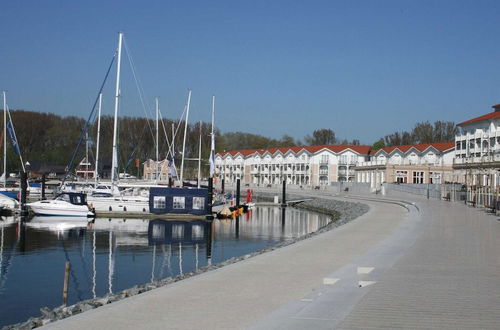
[453,155,500,164]
[338,159,357,165]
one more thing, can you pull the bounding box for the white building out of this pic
[215,145,371,186]
[454,104,500,186]
[355,142,455,188]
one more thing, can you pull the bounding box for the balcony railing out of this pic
[338,159,357,165]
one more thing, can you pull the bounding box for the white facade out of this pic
[215,146,370,186]
[454,104,500,186]
[355,143,455,188]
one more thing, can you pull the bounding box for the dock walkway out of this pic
[42,192,500,329]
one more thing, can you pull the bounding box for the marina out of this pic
[0,205,332,328]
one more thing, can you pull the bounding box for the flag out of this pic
[209,133,215,177]
[6,120,20,155]
[168,152,178,179]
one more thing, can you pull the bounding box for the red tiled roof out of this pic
[373,142,455,155]
[217,145,371,158]
[457,111,500,126]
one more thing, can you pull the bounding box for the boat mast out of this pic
[197,121,202,188]
[111,31,123,184]
[210,95,215,178]
[2,91,6,187]
[155,97,159,184]
[179,89,191,186]
[95,93,102,183]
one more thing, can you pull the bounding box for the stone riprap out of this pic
[2,195,367,330]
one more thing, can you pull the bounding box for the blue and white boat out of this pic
[27,192,95,217]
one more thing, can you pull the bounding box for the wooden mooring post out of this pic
[236,179,240,207]
[20,172,28,216]
[63,261,70,305]
[41,173,46,200]
[281,180,287,207]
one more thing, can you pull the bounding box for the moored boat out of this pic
[27,192,95,217]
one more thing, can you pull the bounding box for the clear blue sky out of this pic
[2,0,500,145]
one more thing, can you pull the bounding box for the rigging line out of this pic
[5,105,25,173]
[122,37,155,142]
[168,105,188,154]
[61,53,116,186]
[158,110,172,158]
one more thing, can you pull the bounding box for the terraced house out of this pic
[216,142,456,187]
[355,142,455,188]
[215,145,371,186]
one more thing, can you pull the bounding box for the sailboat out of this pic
[148,94,213,217]
[0,92,24,214]
[85,32,149,215]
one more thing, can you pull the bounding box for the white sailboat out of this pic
[86,32,149,215]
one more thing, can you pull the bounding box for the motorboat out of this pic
[27,192,95,217]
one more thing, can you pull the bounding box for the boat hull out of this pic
[27,200,93,217]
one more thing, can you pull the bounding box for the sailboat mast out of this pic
[197,121,202,188]
[209,95,216,178]
[155,97,159,183]
[2,91,6,187]
[85,130,89,183]
[95,93,102,183]
[111,31,123,184]
[179,89,191,186]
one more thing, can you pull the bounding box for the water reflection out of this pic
[0,206,331,328]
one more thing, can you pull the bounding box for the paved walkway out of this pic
[42,193,500,329]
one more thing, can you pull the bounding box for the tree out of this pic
[304,128,336,145]
[371,139,385,150]
[411,121,434,144]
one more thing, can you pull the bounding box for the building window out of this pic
[396,170,408,183]
[173,196,185,209]
[192,197,205,210]
[153,196,166,209]
[413,171,424,184]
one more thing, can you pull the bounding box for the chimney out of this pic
[492,104,500,112]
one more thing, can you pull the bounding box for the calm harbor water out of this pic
[0,206,331,327]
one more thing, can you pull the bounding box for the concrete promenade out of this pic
[42,192,500,329]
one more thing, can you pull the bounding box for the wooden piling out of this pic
[281,180,287,207]
[63,261,70,305]
[236,179,240,207]
[207,177,214,220]
[20,172,28,216]
[41,173,46,200]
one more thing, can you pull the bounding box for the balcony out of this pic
[338,159,357,165]
[356,160,387,167]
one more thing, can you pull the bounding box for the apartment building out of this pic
[454,104,500,186]
[355,142,455,188]
[215,145,371,186]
